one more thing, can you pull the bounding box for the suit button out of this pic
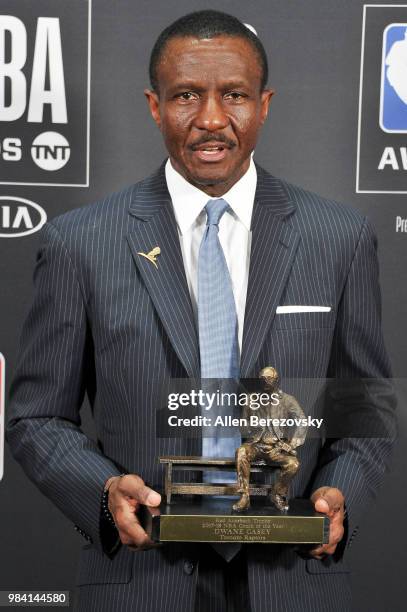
[183,560,194,575]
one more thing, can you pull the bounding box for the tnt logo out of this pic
[31,131,70,171]
[380,24,407,133]
[0,353,4,481]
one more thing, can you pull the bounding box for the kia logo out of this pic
[0,196,47,237]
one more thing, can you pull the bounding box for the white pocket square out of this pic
[276,305,331,314]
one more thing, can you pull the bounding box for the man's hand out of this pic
[105,474,161,551]
[310,486,345,559]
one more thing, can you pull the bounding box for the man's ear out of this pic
[144,89,161,129]
[260,88,275,124]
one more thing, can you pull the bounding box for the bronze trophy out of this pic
[145,367,329,545]
[233,366,305,513]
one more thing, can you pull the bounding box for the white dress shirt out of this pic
[165,157,257,353]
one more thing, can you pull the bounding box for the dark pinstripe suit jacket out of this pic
[6,162,395,612]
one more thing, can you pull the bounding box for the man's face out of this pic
[145,35,274,196]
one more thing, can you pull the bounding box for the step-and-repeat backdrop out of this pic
[0,2,406,609]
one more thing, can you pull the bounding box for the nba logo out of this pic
[380,24,407,132]
[0,353,4,481]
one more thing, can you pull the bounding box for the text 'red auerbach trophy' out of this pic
[144,367,329,545]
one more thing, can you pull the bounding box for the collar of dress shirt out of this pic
[165,156,257,234]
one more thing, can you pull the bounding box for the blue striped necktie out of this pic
[198,198,242,562]
[198,199,240,381]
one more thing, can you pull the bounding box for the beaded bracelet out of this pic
[101,474,128,528]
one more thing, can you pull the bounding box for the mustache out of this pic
[189,135,236,150]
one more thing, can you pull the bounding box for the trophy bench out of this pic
[159,455,276,504]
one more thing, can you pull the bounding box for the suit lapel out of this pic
[240,166,300,376]
[127,163,200,377]
[126,163,298,379]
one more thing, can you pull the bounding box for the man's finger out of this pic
[310,541,339,557]
[114,504,155,549]
[116,474,162,506]
[311,487,344,517]
[310,546,326,559]
[121,523,154,549]
[313,497,330,515]
[310,538,338,557]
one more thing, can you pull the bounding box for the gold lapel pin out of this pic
[137,246,161,269]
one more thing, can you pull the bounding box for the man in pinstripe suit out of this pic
[6,10,395,612]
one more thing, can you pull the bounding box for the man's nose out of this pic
[193,95,229,131]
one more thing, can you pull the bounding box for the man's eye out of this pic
[176,92,196,100]
[225,92,246,101]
